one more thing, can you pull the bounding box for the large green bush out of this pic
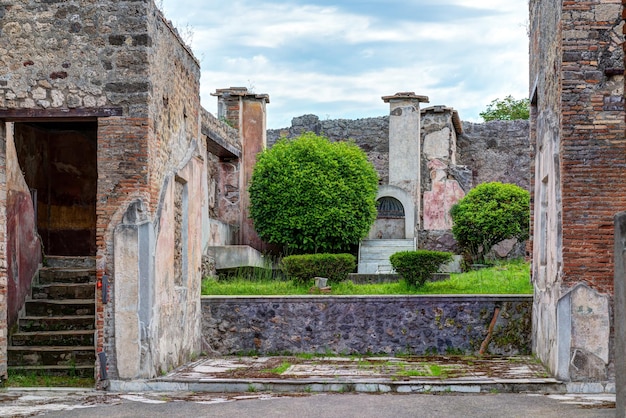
[249,132,378,253]
[281,253,356,284]
[389,250,452,288]
[450,182,530,264]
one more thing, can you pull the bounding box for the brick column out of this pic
[212,88,270,251]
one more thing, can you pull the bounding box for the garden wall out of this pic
[201,295,532,356]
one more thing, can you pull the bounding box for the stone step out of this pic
[359,247,413,260]
[11,330,95,347]
[32,283,95,300]
[18,316,95,332]
[37,268,96,284]
[7,346,95,367]
[8,364,95,378]
[44,256,96,269]
[360,239,416,248]
[25,299,95,317]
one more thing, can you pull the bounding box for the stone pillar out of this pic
[382,92,429,235]
[615,212,626,417]
[113,201,155,379]
[212,88,270,251]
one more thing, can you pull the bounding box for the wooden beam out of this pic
[0,107,123,121]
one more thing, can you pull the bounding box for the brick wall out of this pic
[559,1,625,293]
[530,0,624,382]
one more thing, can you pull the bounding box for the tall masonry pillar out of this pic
[382,92,429,234]
[212,87,270,251]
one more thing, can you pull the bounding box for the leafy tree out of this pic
[450,182,530,264]
[249,132,379,253]
[479,96,530,121]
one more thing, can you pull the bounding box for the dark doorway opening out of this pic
[14,121,97,256]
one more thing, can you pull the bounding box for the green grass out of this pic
[263,361,291,374]
[201,259,532,296]
[6,370,95,387]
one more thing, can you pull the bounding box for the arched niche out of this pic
[368,185,415,239]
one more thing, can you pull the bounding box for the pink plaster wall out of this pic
[423,159,464,230]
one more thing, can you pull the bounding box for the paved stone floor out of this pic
[0,389,616,417]
[0,356,616,416]
[110,355,565,393]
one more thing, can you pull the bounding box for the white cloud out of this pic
[162,0,530,128]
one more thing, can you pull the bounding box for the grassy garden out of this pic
[201,258,532,296]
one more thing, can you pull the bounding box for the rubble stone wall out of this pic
[202,295,532,356]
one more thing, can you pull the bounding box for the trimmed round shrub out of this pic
[281,253,356,284]
[249,132,379,253]
[450,182,530,264]
[390,250,452,288]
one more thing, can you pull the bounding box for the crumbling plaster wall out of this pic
[5,123,41,329]
[0,0,205,380]
[530,0,625,382]
[109,2,204,379]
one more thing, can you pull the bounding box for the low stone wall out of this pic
[201,295,532,356]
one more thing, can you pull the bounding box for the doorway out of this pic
[14,121,97,256]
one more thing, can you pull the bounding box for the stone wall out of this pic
[458,120,530,191]
[268,115,390,183]
[202,295,532,356]
[268,115,529,193]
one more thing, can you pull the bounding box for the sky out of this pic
[159,0,529,129]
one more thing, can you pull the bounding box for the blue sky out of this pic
[159,0,529,129]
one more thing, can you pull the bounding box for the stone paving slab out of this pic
[109,355,571,394]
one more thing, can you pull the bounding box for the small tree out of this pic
[479,96,529,122]
[249,132,379,253]
[450,182,530,264]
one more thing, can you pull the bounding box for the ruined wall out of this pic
[458,120,530,191]
[109,2,203,379]
[0,0,205,381]
[200,110,241,247]
[530,0,625,382]
[4,123,40,330]
[268,115,390,184]
[202,295,532,356]
[213,88,270,252]
[420,108,469,251]
[268,113,529,254]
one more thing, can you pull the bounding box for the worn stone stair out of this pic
[8,256,96,378]
[357,239,416,274]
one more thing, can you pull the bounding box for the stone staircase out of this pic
[357,238,416,274]
[8,256,96,377]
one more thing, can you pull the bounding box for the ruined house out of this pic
[0,1,268,382]
[268,98,530,271]
[529,0,625,387]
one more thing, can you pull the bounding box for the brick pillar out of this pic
[212,88,270,251]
